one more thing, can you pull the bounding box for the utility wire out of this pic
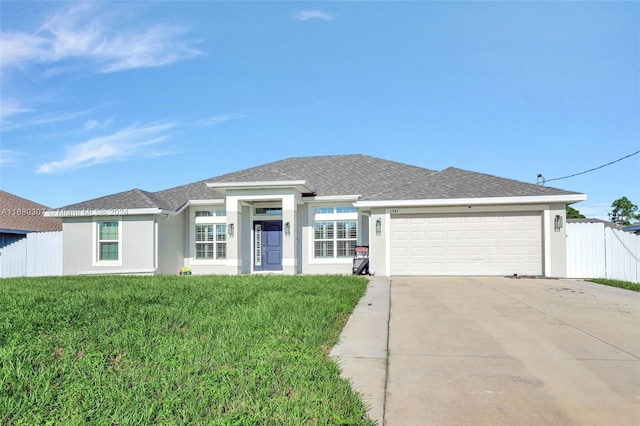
[537,149,640,185]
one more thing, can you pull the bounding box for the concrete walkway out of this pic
[331,276,640,425]
[330,278,390,424]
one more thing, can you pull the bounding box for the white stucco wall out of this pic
[62,215,156,275]
[240,205,252,274]
[296,205,307,274]
[546,203,569,277]
[368,209,387,277]
[62,217,93,275]
[157,213,184,274]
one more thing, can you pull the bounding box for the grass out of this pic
[586,278,640,292]
[0,275,373,425]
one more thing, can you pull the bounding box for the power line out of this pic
[537,149,640,185]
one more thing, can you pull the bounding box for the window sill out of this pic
[190,259,228,265]
[93,260,122,267]
[308,258,353,264]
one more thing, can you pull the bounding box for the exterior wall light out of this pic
[228,223,235,237]
[285,222,290,236]
[554,215,563,232]
[376,218,382,236]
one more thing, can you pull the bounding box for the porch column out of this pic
[369,208,389,277]
[282,194,297,275]
[545,204,568,277]
[226,197,242,275]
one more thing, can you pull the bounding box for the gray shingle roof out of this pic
[62,189,169,211]
[365,167,580,201]
[206,154,438,198]
[60,154,582,211]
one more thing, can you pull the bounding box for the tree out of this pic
[566,206,585,219]
[608,196,640,226]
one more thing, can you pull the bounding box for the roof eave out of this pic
[45,208,174,217]
[206,180,315,194]
[355,194,587,208]
[303,194,361,202]
[174,199,226,214]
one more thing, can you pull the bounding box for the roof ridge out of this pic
[267,168,301,181]
[131,188,164,209]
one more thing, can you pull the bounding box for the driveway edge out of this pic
[330,278,391,425]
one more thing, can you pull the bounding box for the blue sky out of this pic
[1,1,638,219]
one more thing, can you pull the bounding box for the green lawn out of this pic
[0,275,373,425]
[586,278,640,292]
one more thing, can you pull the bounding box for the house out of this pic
[0,190,62,248]
[47,154,586,277]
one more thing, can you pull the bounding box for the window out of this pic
[98,221,119,261]
[337,221,357,257]
[314,206,356,214]
[313,218,357,259]
[255,207,282,215]
[314,207,334,214]
[336,206,357,213]
[195,224,227,260]
[314,221,334,258]
[195,210,226,217]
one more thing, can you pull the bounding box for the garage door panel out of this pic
[411,247,426,256]
[465,246,483,255]
[446,246,462,255]
[391,212,542,276]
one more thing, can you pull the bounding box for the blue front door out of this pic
[254,221,282,271]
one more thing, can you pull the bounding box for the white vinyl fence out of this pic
[0,231,62,278]
[567,222,639,282]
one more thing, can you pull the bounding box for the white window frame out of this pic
[92,217,122,266]
[191,206,227,265]
[310,205,358,263]
[194,224,227,260]
[195,209,227,217]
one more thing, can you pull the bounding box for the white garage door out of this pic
[391,212,542,276]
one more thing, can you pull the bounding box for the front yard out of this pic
[0,275,373,425]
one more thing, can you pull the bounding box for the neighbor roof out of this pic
[59,154,583,212]
[0,190,62,232]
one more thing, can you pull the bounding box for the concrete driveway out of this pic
[331,277,640,425]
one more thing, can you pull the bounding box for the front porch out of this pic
[182,180,366,276]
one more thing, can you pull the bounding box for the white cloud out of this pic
[1,106,98,131]
[294,10,335,21]
[36,123,174,173]
[0,99,33,121]
[0,150,21,165]
[197,113,247,127]
[1,3,204,75]
[84,118,113,131]
[30,109,97,126]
